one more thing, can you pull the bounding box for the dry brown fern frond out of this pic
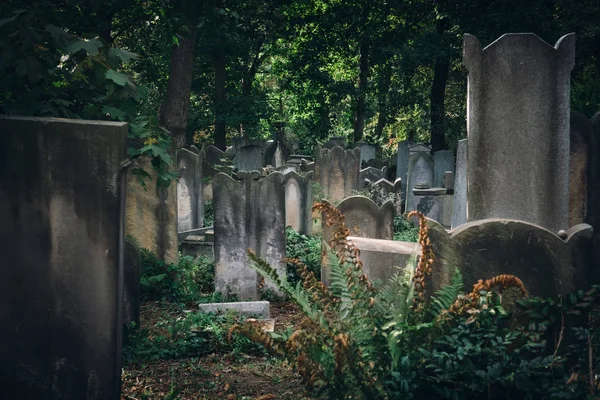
[227,323,283,356]
[407,211,435,313]
[448,274,528,315]
[285,257,338,309]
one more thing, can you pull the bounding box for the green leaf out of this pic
[66,38,103,56]
[108,47,139,63]
[102,106,127,121]
[105,69,131,86]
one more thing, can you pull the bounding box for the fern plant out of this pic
[229,204,530,399]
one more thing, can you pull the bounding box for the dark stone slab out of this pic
[124,238,141,326]
[0,116,127,400]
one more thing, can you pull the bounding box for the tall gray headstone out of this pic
[0,116,127,400]
[284,171,314,235]
[236,144,266,172]
[395,141,409,200]
[451,139,468,230]
[314,146,361,203]
[463,33,575,233]
[433,150,454,188]
[356,140,377,165]
[404,151,434,212]
[213,171,286,300]
[177,148,204,232]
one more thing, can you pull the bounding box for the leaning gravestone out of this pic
[569,111,593,226]
[433,150,454,188]
[405,151,434,212]
[314,146,361,204]
[0,116,127,400]
[177,148,204,232]
[284,171,314,235]
[463,33,575,233]
[451,139,468,230]
[321,196,395,285]
[427,218,593,299]
[213,171,286,300]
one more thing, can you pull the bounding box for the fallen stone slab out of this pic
[198,301,270,319]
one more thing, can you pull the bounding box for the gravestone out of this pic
[356,140,377,165]
[314,146,361,203]
[404,151,434,212]
[213,171,286,300]
[321,196,394,285]
[409,143,431,154]
[463,33,575,233]
[126,155,178,264]
[265,134,292,168]
[569,111,593,226]
[451,139,468,230]
[236,144,266,171]
[433,150,454,188]
[395,141,410,200]
[366,178,403,215]
[0,116,127,400]
[124,237,141,326]
[412,184,447,225]
[443,171,454,192]
[360,166,387,189]
[204,145,227,167]
[284,171,314,235]
[177,148,204,232]
[427,218,593,299]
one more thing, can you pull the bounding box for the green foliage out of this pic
[123,306,263,363]
[393,215,419,242]
[140,250,217,305]
[285,226,321,285]
[203,200,214,227]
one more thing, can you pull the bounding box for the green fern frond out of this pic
[125,234,141,249]
[427,267,463,320]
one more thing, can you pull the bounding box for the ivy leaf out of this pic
[105,69,132,86]
[67,38,103,56]
[108,47,139,64]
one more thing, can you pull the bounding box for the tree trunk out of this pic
[213,48,227,150]
[159,28,198,150]
[374,63,392,140]
[353,34,370,142]
[240,37,266,134]
[429,18,450,152]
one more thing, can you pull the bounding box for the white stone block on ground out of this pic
[198,301,270,319]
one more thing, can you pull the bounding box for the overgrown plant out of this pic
[229,205,600,399]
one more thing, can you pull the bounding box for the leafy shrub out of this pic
[204,199,214,227]
[285,226,322,284]
[230,204,600,399]
[140,250,216,305]
[393,214,419,242]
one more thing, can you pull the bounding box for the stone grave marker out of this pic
[360,166,387,189]
[569,111,593,226]
[405,151,434,212]
[124,237,141,326]
[213,171,286,300]
[323,136,347,149]
[177,148,204,232]
[412,183,447,225]
[433,150,454,188]
[0,116,127,400]
[314,146,361,204]
[356,140,377,165]
[236,144,266,171]
[463,33,575,233]
[284,171,314,235]
[365,178,403,215]
[451,139,468,230]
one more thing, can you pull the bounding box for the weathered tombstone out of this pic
[284,171,314,235]
[366,178,403,215]
[412,183,447,225]
[314,146,361,203]
[324,136,347,149]
[404,151,434,212]
[451,139,468,230]
[433,150,454,188]
[569,111,593,226]
[204,144,227,167]
[360,166,387,189]
[213,171,286,300]
[321,196,394,285]
[463,33,575,233]
[0,116,127,400]
[265,134,292,168]
[443,171,454,192]
[177,148,204,232]
[395,141,409,199]
[427,218,593,299]
[409,143,431,154]
[236,144,266,171]
[124,237,141,326]
[356,140,377,165]
[126,155,179,264]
